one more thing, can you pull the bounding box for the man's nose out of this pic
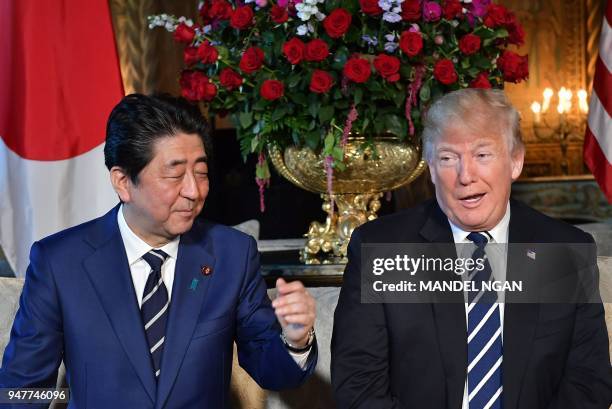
[458,157,477,185]
[180,172,199,199]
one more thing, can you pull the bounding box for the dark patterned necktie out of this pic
[466,232,503,409]
[141,249,169,380]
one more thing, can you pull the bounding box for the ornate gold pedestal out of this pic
[269,137,426,264]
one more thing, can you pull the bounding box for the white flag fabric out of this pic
[584,0,612,203]
[0,1,124,276]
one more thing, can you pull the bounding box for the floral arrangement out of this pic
[150,0,527,210]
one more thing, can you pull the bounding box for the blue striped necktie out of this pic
[141,249,169,380]
[466,232,503,409]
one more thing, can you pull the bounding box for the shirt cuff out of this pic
[288,348,313,370]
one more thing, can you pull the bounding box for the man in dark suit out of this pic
[0,94,317,408]
[331,89,612,408]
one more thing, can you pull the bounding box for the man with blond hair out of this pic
[332,89,612,409]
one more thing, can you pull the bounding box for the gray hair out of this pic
[422,88,524,163]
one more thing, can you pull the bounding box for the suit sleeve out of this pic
[331,229,407,409]
[547,234,612,409]
[234,236,317,390]
[0,241,64,408]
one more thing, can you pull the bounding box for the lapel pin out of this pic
[201,265,213,276]
[527,249,536,260]
[189,278,199,291]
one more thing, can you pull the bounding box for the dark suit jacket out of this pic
[332,199,611,409]
[0,206,316,408]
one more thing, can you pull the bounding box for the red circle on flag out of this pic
[0,0,123,161]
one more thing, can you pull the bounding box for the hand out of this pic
[271,278,316,348]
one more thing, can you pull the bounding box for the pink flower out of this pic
[423,1,442,22]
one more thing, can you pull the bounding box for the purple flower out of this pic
[470,0,491,18]
[422,1,442,22]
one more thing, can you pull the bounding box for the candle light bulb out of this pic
[531,102,542,123]
[578,89,589,113]
[542,88,553,112]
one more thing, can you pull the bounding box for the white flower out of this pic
[297,24,309,35]
[177,16,194,27]
[378,0,393,11]
[384,42,399,52]
[385,33,396,42]
[362,35,379,46]
[383,11,402,23]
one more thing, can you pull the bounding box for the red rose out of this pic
[270,5,288,23]
[184,46,199,66]
[402,0,422,21]
[374,54,401,82]
[208,0,232,20]
[323,8,352,38]
[343,57,371,83]
[173,23,195,43]
[458,33,481,55]
[230,6,254,29]
[443,0,463,20]
[219,67,243,90]
[282,38,306,65]
[260,79,284,100]
[196,41,219,64]
[497,51,528,83]
[399,31,423,57]
[179,71,217,102]
[239,47,265,74]
[433,59,458,85]
[506,15,525,46]
[470,72,492,88]
[484,4,509,27]
[310,70,334,93]
[360,0,383,15]
[199,0,212,24]
[305,39,329,62]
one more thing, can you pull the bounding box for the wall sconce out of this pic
[530,87,589,175]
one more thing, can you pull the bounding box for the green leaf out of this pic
[253,99,268,111]
[319,105,335,122]
[272,105,288,121]
[324,132,335,151]
[305,130,321,150]
[250,135,260,152]
[354,87,363,105]
[290,92,307,105]
[392,89,405,108]
[308,99,321,118]
[238,112,253,128]
[419,83,431,102]
[383,114,406,137]
[287,73,301,88]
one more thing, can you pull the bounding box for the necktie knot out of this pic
[467,231,489,248]
[142,249,169,273]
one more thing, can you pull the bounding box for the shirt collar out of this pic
[448,202,510,244]
[117,204,180,265]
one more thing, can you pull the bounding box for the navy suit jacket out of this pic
[0,206,316,408]
[332,199,612,409]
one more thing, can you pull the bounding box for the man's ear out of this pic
[110,166,132,203]
[428,159,437,185]
[510,147,525,181]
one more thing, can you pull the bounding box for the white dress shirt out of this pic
[448,202,510,409]
[117,205,311,368]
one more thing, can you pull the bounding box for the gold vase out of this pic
[268,136,426,264]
